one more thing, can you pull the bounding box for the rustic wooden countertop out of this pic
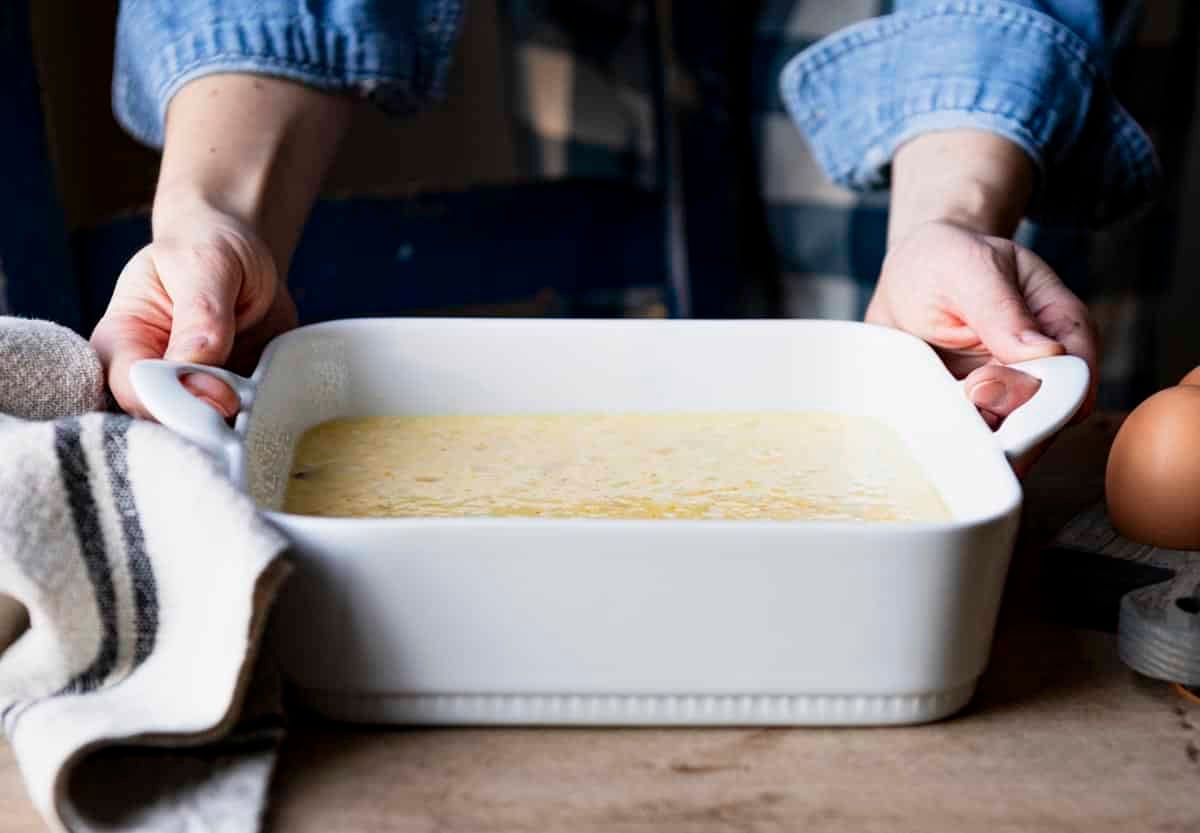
[4,413,1198,832]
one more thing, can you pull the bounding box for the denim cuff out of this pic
[779,1,1160,228]
[113,1,464,149]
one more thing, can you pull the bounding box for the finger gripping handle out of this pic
[984,355,1090,460]
[128,360,254,486]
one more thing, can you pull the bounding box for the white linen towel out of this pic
[0,317,290,832]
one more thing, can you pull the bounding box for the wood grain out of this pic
[5,413,1198,833]
[265,625,1200,833]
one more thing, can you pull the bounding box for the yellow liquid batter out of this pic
[283,412,949,522]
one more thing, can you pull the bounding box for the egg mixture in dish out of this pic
[283,412,950,522]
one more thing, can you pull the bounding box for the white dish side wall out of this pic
[249,319,1023,725]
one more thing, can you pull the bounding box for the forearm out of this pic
[887,129,1035,246]
[153,74,353,275]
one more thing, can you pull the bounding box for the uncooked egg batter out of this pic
[283,412,949,521]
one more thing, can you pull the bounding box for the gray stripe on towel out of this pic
[103,416,158,665]
[53,418,119,693]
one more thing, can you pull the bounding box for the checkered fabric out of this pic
[495,0,1196,409]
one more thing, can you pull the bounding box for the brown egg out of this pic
[1106,385,1200,549]
[1181,366,1200,387]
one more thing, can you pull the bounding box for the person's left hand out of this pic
[867,220,1100,472]
[90,206,295,419]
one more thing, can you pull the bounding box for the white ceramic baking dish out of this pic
[130,318,1088,726]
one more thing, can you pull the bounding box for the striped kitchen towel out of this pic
[0,318,290,832]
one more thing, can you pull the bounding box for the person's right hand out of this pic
[867,220,1100,430]
[90,205,297,419]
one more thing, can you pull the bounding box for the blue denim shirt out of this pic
[114,0,1157,228]
[112,0,465,148]
[779,0,1159,227]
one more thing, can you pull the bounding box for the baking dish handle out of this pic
[128,359,255,485]
[986,355,1090,460]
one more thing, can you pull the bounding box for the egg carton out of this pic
[1046,502,1200,685]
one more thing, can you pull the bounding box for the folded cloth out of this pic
[0,318,290,833]
[0,319,108,420]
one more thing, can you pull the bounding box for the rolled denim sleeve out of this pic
[113,0,465,148]
[779,1,1159,227]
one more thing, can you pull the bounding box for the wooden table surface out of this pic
[4,413,1199,832]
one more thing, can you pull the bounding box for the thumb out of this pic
[957,254,1065,366]
[162,283,241,417]
[157,240,247,366]
[158,250,244,418]
[163,287,237,366]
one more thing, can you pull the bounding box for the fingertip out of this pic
[1016,329,1064,350]
[968,379,1008,411]
[992,330,1065,366]
[195,394,235,421]
[181,372,239,419]
[964,365,1042,419]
